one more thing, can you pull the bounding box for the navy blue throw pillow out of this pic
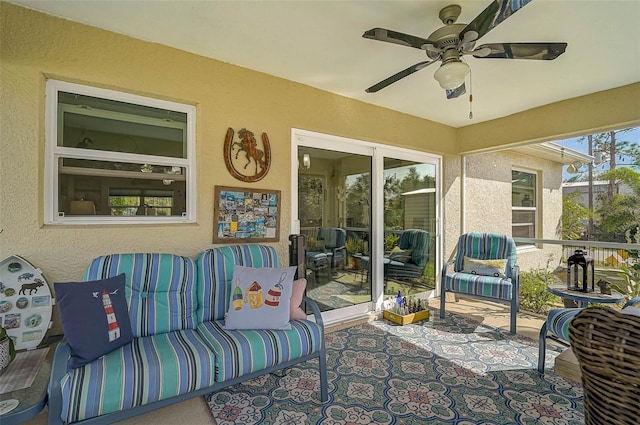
[54,274,133,368]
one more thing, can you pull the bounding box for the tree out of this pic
[564,128,639,241]
[561,191,589,240]
[594,167,640,238]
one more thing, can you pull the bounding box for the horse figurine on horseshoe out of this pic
[224,127,271,182]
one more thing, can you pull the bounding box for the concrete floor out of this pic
[22,297,547,425]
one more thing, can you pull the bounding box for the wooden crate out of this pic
[383,309,430,325]
[554,348,582,383]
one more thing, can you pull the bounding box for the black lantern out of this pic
[567,249,594,292]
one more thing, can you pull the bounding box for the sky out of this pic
[551,125,640,181]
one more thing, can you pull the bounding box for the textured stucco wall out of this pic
[0,2,455,286]
[464,150,564,271]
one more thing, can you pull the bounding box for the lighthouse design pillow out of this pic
[224,265,296,330]
[55,273,133,368]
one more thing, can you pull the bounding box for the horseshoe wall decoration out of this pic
[223,127,272,182]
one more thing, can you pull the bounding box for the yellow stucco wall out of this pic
[0,3,455,284]
[1,3,638,293]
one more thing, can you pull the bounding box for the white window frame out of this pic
[44,79,196,225]
[512,168,538,248]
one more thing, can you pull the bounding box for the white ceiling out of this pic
[10,0,640,128]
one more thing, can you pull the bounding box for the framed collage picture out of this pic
[214,186,281,243]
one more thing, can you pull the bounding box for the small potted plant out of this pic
[0,325,16,372]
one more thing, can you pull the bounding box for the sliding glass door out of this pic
[295,144,372,323]
[381,154,438,299]
[292,130,440,323]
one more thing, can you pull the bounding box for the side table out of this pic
[547,283,624,308]
[0,336,61,425]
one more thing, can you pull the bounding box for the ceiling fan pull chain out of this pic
[468,69,473,120]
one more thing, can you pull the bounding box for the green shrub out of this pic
[519,257,563,315]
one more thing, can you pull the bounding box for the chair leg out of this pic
[318,347,329,403]
[439,288,446,319]
[510,297,517,334]
[538,321,547,373]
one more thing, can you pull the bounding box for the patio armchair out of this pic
[305,227,346,282]
[440,232,519,333]
[385,229,431,281]
[538,296,640,374]
[315,227,347,271]
[568,304,640,425]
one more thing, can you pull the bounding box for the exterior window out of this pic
[45,80,195,224]
[512,169,537,245]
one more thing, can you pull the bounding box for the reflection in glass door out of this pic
[293,129,440,323]
[382,157,437,299]
[297,146,372,318]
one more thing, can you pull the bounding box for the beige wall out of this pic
[0,3,454,285]
[1,3,638,292]
[462,151,564,271]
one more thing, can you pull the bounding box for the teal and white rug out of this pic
[207,308,583,424]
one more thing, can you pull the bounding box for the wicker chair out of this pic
[568,306,640,425]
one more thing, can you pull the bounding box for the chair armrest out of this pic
[441,261,455,274]
[47,339,71,425]
[623,296,640,308]
[302,296,324,328]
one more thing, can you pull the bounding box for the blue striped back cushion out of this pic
[84,253,198,337]
[454,233,484,271]
[454,233,516,277]
[398,229,430,268]
[196,245,280,322]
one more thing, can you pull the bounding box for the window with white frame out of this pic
[512,169,537,245]
[45,80,195,224]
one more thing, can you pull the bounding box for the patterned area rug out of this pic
[207,308,583,424]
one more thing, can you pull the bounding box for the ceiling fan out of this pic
[363,0,567,99]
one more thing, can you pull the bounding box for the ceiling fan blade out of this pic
[363,28,432,50]
[460,0,534,42]
[473,42,568,59]
[365,60,436,93]
[446,83,466,99]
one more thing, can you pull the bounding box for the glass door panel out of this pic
[382,157,437,298]
[298,146,372,315]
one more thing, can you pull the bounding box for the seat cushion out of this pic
[197,319,323,382]
[443,272,513,300]
[546,308,582,342]
[59,329,216,423]
[386,260,422,278]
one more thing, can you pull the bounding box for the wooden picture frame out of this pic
[213,186,280,243]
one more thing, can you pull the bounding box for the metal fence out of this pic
[514,237,639,269]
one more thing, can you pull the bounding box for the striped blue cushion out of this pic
[397,229,430,268]
[444,272,513,300]
[197,319,323,382]
[453,232,516,278]
[60,329,216,423]
[546,308,581,342]
[84,253,198,337]
[196,245,280,322]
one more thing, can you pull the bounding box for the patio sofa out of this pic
[47,245,328,424]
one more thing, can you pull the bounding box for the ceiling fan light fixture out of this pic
[433,61,470,90]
